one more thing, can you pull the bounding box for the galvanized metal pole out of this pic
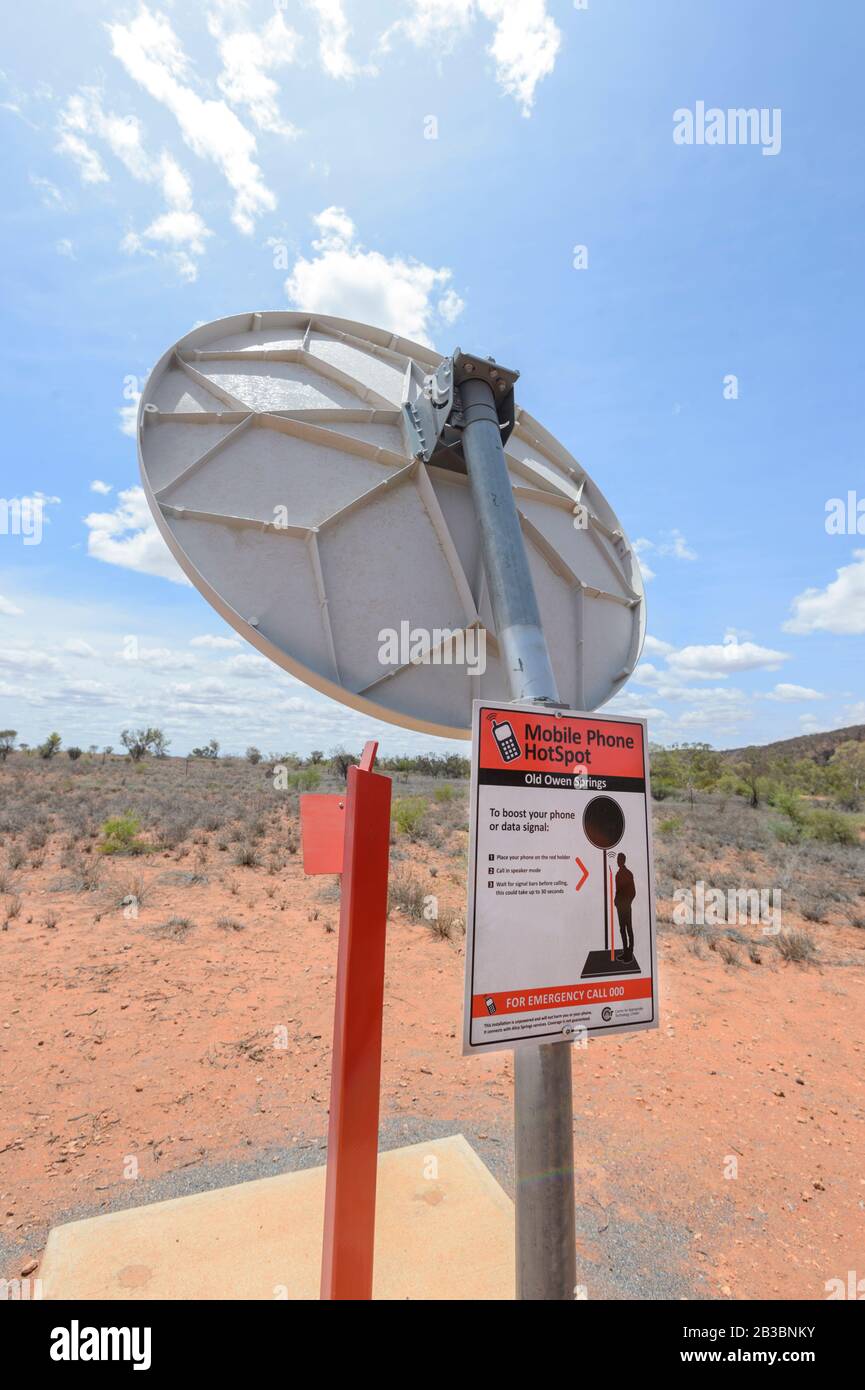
[461,373,578,1301]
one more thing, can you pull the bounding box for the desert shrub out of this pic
[426,903,463,941]
[772,788,805,822]
[657,816,682,836]
[776,928,818,963]
[99,813,147,855]
[393,796,428,841]
[67,747,83,761]
[26,824,49,850]
[151,916,195,940]
[651,780,677,801]
[245,747,262,765]
[294,767,321,791]
[191,739,219,760]
[121,727,169,761]
[38,732,62,760]
[434,784,457,803]
[216,915,245,932]
[798,893,829,923]
[389,871,427,921]
[804,809,859,846]
[232,843,261,868]
[66,856,103,892]
[157,816,194,850]
[715,938,741,967]
[772,819,802,845]
[115,874,147,910]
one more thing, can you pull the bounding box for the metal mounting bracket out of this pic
[402,349,520,471]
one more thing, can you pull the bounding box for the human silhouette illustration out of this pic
[614,853,636,963]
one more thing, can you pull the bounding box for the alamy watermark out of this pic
[826,1271,865,1299]
[673,103,782,157]
[825,491,865,535]
[378,622,486,678]
[0,496,49,545]
[673,881,781,934]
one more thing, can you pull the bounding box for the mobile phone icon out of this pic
[485,996,496,1015]
[492,718,521,762]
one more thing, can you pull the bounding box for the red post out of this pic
[320,742,391,1300]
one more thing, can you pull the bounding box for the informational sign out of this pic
[463,701,658,1054]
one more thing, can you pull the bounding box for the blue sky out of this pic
[1,0,863,757]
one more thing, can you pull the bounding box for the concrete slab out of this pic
[40,1135,514,1300]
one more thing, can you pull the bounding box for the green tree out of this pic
[828,740,865,810]
[121,727,168,762]
[0,730,17,762]
[38,732,62,760]
[330,746,358,782]
[735,746,770,808]
[191,739,220,760]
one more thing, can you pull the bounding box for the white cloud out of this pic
[0,647,60,673]
[109,6,276,234]
[55,237,75,259]
[191,634,241,650]
[29,173,69,209]
[120,645,194,671]
[84,485,189,585]
[227,653,276,679]
[64,639,98,658]
[798,713,822,734]
[632,538,656,582]
[123,207,211,281]
[90,480,113,495]
[438,287,465,324]
[285,207,464,346]
[605,690,668,722]
[784,550,865,636]
[208,7,300,135]
[479,0,561,116]
[0,596,23,616]
[55,126,109,184]
[57,86,211,279]
[666,635,788,678]
[48,679,119,706]
[119,400,140,437]
[633,530,696,574]
[306,0,373,80]
[657,528,697,561]
[764,683,825,702]
[380,0,474,53]
[641,635,674,658]
[380,0,560,114]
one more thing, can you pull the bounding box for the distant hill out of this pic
[725,724,865,766]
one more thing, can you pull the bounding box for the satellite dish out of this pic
[138,311,645,739]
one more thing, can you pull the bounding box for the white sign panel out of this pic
[463,701,659,1055]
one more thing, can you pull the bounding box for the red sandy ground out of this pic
[2,841,864,1300]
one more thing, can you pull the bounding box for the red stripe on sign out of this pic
[472,977,652,1018]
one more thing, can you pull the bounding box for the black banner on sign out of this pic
[7,1294,861,1368]
[478,769,647,793]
